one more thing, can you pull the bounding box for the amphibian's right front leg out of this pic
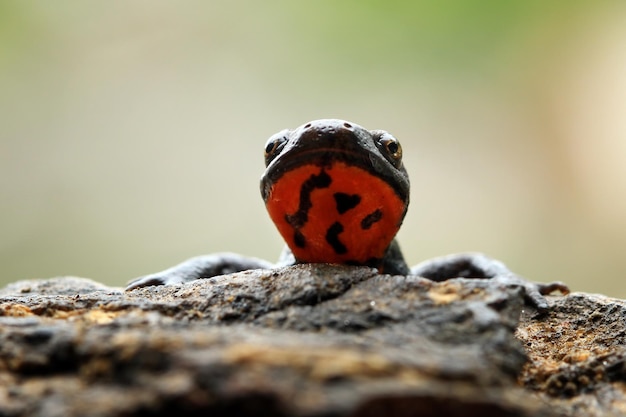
[125,253,273,290]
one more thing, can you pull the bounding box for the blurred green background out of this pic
[1,1,625,296]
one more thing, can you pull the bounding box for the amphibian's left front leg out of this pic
[411,253,569,311]
[126,253,273,290]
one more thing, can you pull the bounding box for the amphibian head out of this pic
[260,119,410,271]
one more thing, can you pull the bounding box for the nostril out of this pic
[343,122,352,129]
[304,123,312,129]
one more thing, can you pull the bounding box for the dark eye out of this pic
[264,139,279,156]
[379,135,402,161]
[263,131,289,166]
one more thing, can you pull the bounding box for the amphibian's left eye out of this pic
[263,131,289,166]
[377,134,402,162]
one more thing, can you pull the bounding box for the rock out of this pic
[517,293,626,417]
[0,265,619,416]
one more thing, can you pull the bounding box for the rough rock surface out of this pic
[0,264,620,416]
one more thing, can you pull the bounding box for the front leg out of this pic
[126,253,273,290]
[411,253,569,311]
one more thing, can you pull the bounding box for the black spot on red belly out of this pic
[333,192,361,214]
[285,170,332,228]
[325,222,347,254]
[361,209,383,230]
[293,230,306,248]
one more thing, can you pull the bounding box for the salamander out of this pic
[126,119,568,309]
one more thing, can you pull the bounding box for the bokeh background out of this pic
[1,1,625,296]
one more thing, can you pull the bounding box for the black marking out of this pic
[325,222,347,254]
[293,230,306,248]
[333,192,361,214]
[285,170,332,228]
[360,209,383,230]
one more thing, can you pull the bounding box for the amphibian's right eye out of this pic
[263,131,289,166]
[264,139,279,155]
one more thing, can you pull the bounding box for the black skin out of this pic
[126,119,569,310]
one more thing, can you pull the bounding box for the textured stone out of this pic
[517,293,626,417]
[0,265,614,416]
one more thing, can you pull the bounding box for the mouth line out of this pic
[265,147,371,175]
[261,142,409,204]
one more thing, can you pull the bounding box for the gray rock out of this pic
[0,265,616,416]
